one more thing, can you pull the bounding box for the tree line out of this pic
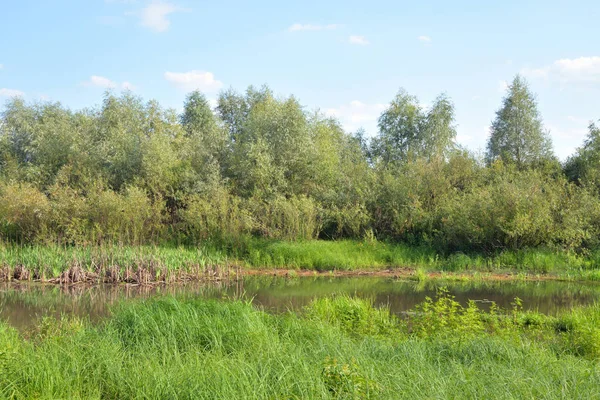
[0,75,599,253]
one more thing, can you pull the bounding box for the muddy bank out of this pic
[244,267,582,282]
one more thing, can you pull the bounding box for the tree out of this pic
[181,91,217,137]
[216,85,273,142]
[0,98,83,188]
[230,91,310,197]
[371,89,457,164]
[565,121,600,188]
[181,91,226,163]
[486,75,554,168]
[371,89,423,164]
[420,93,457,159]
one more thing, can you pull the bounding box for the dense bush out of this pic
[1,85,599,254]
[0,182,50,242]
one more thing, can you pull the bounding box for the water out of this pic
[1,276,600,331]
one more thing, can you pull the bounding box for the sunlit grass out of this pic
[1,294,600,398]
[1,239,600,281]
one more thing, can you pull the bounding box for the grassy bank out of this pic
[1,292,600,398]
[2,239,600,283]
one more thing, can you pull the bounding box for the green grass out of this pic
[2,238,600,281]
[220,237,600,274]
[237,239,438,270]
[1,293,600,399]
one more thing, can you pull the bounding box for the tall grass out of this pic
[1,239,600,281]
[237,239,438,270]
[1,294,600,399]
[232,239,600,278]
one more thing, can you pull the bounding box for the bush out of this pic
[86,186,164,245]
[0,182,50,242]
[250,194,321,240]
[178,189,252,242]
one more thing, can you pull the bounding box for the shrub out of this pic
[250,194,321,240]
[0,182,50,242]
[178,189,252,242]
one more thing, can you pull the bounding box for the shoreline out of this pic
[241,267,600,283]
[1,265,597,285]
[2,240,600,284]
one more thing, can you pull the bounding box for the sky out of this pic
[0,0,599,160]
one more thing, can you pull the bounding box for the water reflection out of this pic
[1,277,599,331]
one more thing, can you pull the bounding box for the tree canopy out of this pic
[486,75,554,168]
[0,83,598,253]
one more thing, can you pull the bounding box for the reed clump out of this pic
[0,245,239,285]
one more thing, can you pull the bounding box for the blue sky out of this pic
[1,0,599,159]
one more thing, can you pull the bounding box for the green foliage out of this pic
[420,93,458,158]
[305,295,399,337]
[236,239,439,271]
[322,357,380,399]
[250,194,321,240]
[411,288,486,339]
[486,75,554,169]
[372,89,423,163]
[565,121,600,189]
[3,239,600,281]
[371,89,457,163]
[553,305,600,358]
[0,182,50,242]
[2,296,600,398]
[0,87,599,257]
[178,188,252,242]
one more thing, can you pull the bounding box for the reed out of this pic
[0,243,238,284]
[1,239,600,282]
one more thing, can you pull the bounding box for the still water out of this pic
[1,276,599,331]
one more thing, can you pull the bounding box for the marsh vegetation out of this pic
[1,290,600,398]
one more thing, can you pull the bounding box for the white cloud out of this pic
[0,88,25,97]
[82,75,134,90]
[418,35,432,44]
[521,56,600,86]
[325,100,386,133]
[349,35,369,46]
[0,64,3,69]
[164,70,223,92]
[138,1,186,32]
[288,23,341,32]
[86,75,117,88]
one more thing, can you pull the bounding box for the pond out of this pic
[1,276,599,331]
